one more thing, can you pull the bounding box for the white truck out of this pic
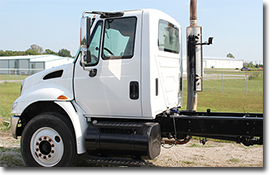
[10,1,263,167]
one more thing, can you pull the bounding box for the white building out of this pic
[0,55,74,74]
[203,57,243,69]
[182,56,244,75]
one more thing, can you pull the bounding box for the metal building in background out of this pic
[0,55,74,75]
[182,56,244,75]
[203,57,243,69]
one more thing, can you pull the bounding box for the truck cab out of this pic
[10,9,182,166]
[76,9,182,119]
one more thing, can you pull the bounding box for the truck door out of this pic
[74,12,142,118]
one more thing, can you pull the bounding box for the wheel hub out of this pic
[35,136,55,159]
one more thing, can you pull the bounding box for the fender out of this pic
[54,101,88,154]
[11,83,73,116]
[12,99,88,154]
[11,88,88,154]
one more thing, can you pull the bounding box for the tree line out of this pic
[0,44,73,58]
[227,53,263,68]
[244,61,263,68]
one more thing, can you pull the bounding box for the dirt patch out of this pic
[0,130,25,167]
[148,139,263,167]
[0,130,263,167]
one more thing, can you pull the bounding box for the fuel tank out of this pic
[85,121,161,159]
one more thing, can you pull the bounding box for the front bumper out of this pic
[10,115,20,139]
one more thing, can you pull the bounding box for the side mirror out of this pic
[80,17,91,70]
[80,17,91,49]
[208,37,213,45]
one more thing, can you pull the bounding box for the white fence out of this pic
[0,68,44,75]
[0,68,45,83]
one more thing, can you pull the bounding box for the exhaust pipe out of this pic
[186,0,212,111]
[161,136,191,145]
[190,0,197,26]
[187,0,201,111]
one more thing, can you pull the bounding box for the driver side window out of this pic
[86,20,103,66]
[102,17,137,59]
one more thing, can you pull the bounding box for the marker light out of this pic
[57,95,69,100]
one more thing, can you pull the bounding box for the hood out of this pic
[21,63,74,95]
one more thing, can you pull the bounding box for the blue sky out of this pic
[0,0,263,63]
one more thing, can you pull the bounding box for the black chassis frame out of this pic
[155,109,263,146]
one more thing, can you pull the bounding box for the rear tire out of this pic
[21,113,78,167]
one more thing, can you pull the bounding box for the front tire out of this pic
[21,113,78,167]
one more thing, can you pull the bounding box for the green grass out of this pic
[0,82,21,121]
[0,146,26,167]
[182,78,263,113]
[0,74,29,81]
[227,157,240,163]
[203,79,263,95]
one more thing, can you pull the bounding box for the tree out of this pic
[0,50,27,56]
[29,44,43,54]
[0,50,5,56]
[4,50,14,56]
[247,61,254,68]
[226,53,235,58]
[44,49,56,55]
[25,49,39,55]
[58,48,71,57]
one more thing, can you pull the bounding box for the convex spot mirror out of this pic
[208,37,213,45]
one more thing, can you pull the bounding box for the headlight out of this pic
[11,102,18,112]
[20,79,25,95]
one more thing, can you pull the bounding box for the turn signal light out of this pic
[57,95,69,100]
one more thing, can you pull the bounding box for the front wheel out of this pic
[21,113,78,167]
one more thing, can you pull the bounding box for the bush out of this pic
[248,72,263,80]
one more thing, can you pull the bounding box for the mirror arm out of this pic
[81,50,86,70]
[196,37,213,46]
[82,11,97,17]
[196,43,210,45]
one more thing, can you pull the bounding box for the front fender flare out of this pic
[54,101,88,154]
[11,85,73,115]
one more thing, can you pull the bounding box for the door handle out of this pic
[89,69,97,77]
[130,81,139,100]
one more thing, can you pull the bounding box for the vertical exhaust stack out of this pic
[186,0,203,111]
[190,0,197,27]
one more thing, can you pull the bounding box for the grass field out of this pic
[0,82,21,123]
[0,74,29,81]
[181,78,263,113]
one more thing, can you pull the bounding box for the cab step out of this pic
[92,120,144,129]
[87,156,152,167]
